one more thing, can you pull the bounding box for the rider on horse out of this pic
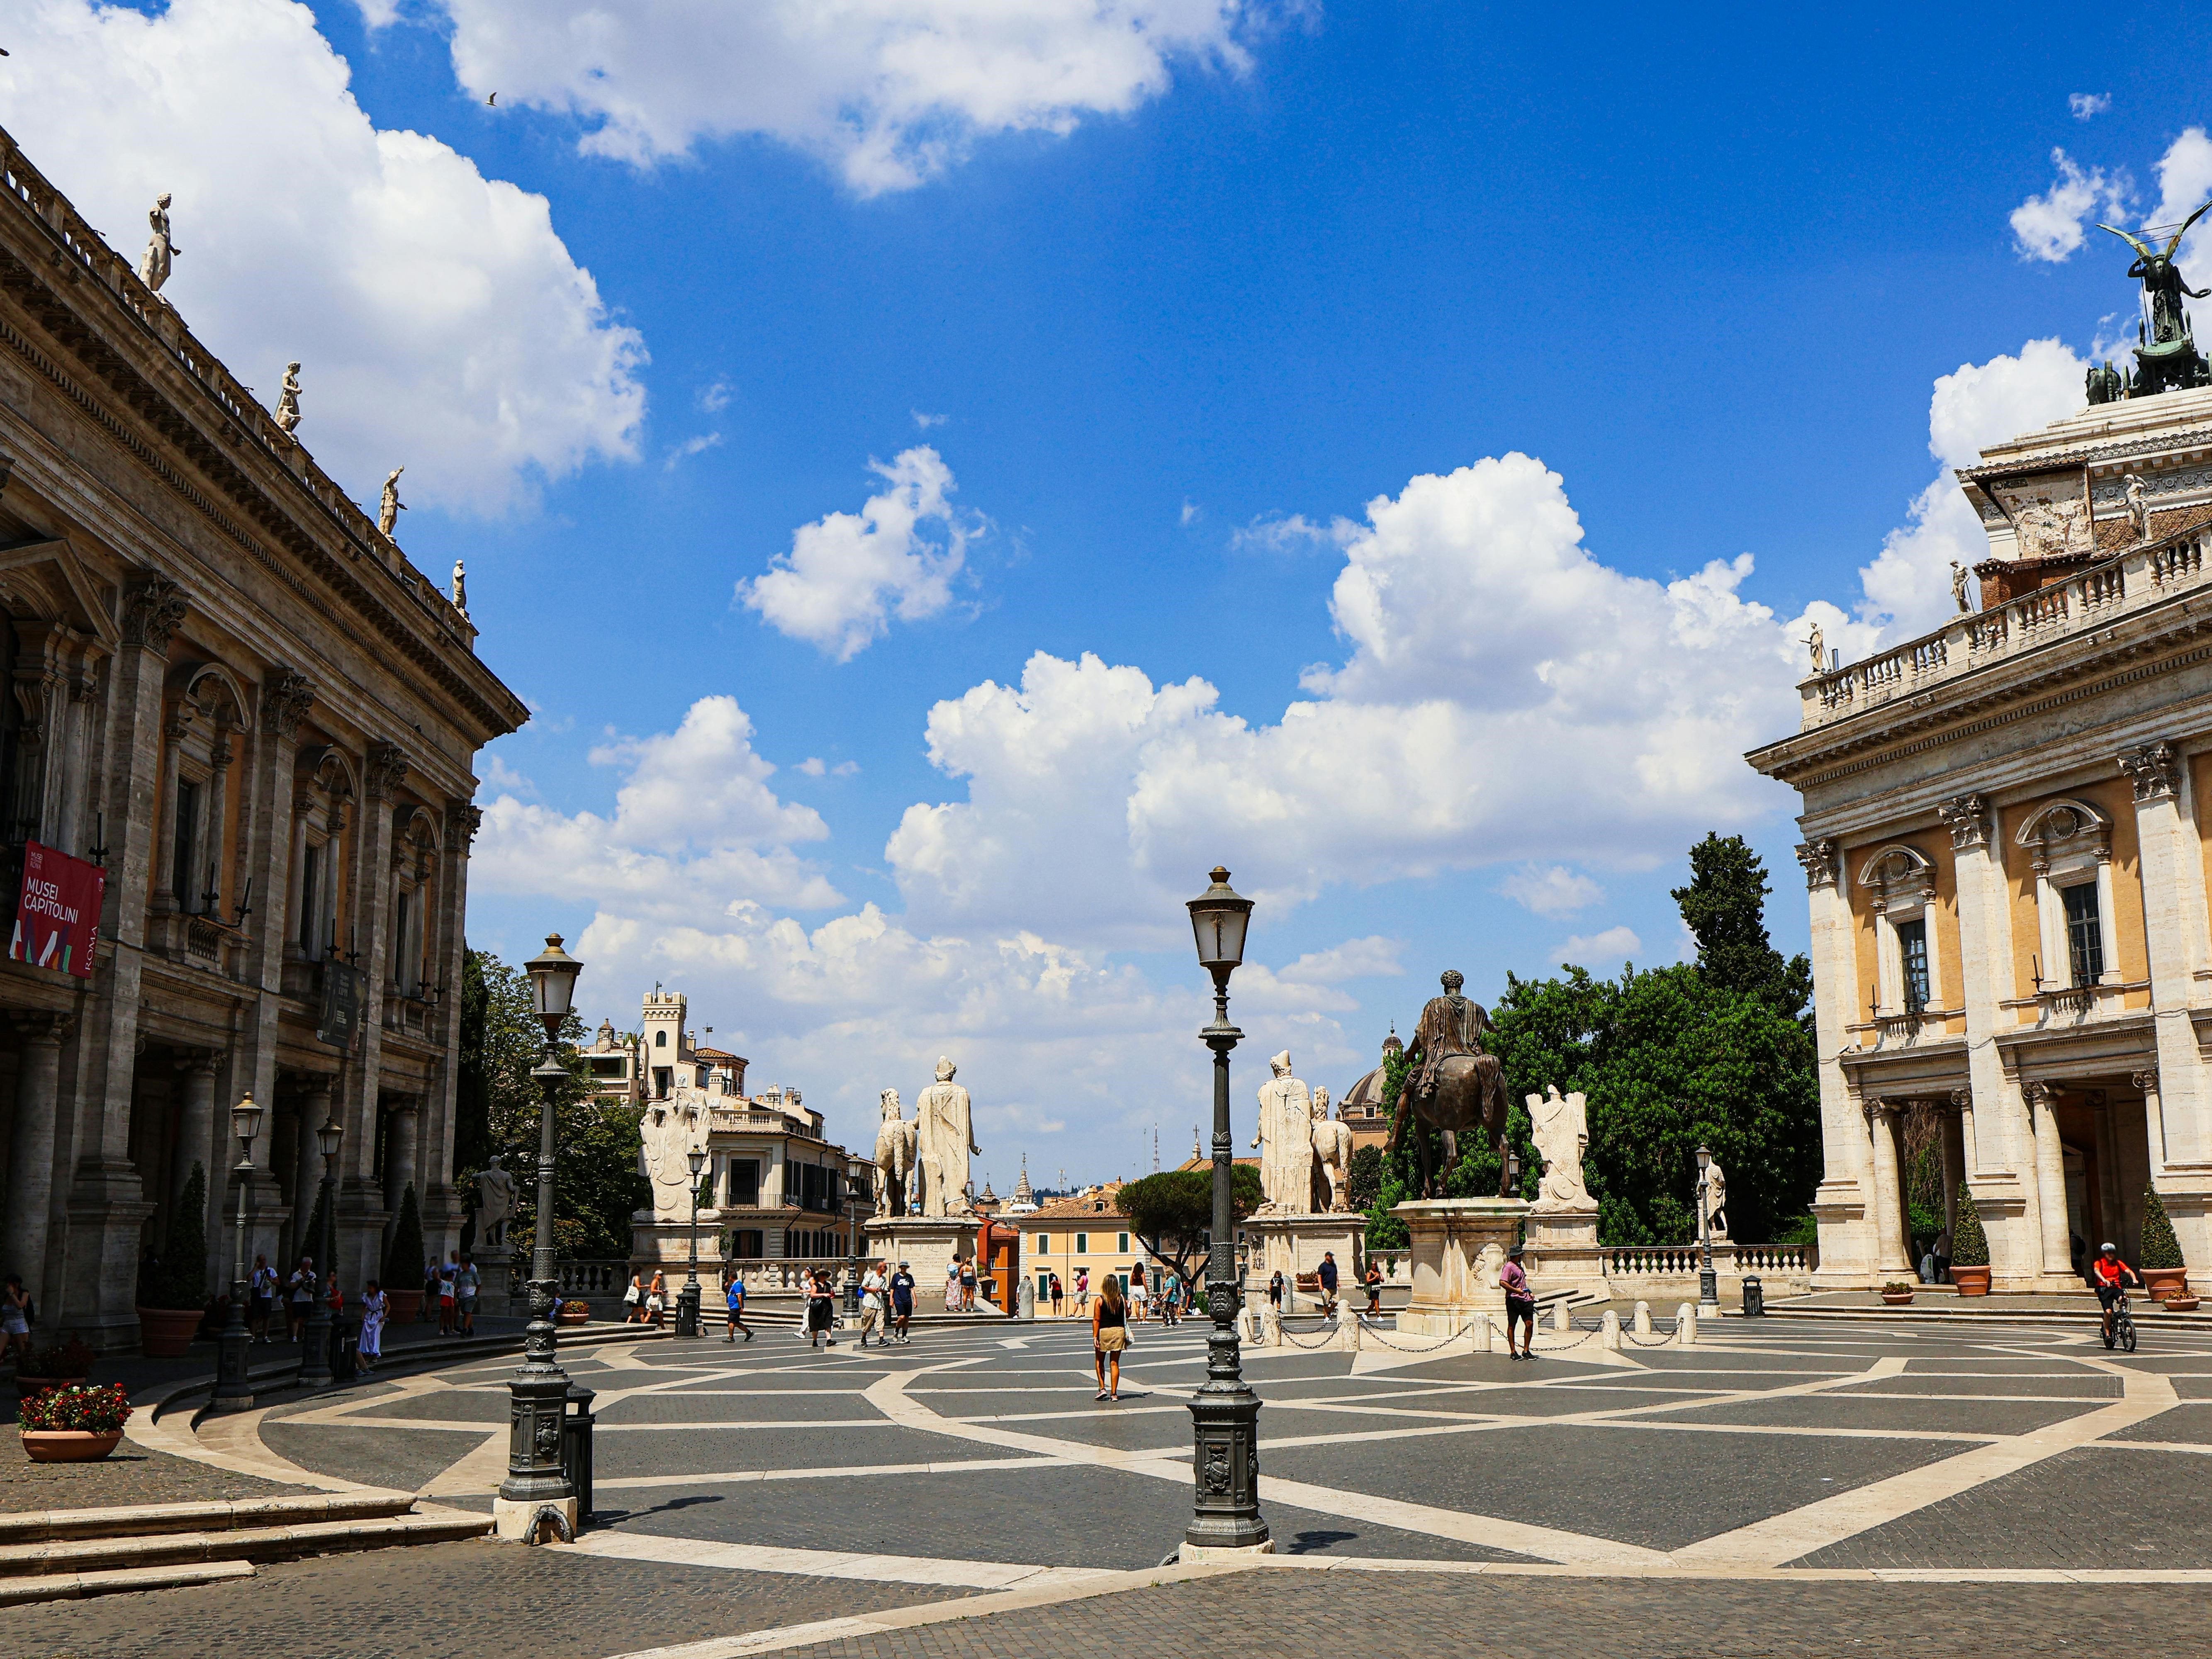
[1407,970,1489,1109]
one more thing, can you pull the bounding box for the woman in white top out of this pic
[1128,1272,1149,1322]
[944,1260,962,1312]
[358,1278,387,1372]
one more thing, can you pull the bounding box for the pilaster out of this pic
[1800,838,1873,1284]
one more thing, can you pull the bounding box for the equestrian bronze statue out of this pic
[1386,969,1513,1197]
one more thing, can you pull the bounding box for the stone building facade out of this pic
[0,129,526,1348]
[1749,382,2212,1291]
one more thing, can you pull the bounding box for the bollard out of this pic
[1551,1300,1572,1334]
[1601,1309,1621,1351]
[1742,1275,1764,1317]
[1265,1306,1284,1348]
[1674,1303,1697,1347]
[1633,1299,1652,1336]
[1336,1307,1362,1352]
[1474,1311,1492,1352]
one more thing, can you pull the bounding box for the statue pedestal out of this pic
[1243,1212,1366,1314]
[474,1244,515,1305]
[1392,1197,1529,1337]
[1524,1201,1606,1298]
[630,1216,723,1284]
[865,1214,994,1314]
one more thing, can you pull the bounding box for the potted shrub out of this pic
[1949,1184,1991,1296]
[2140,1188,2188,1303]
[12,1337,96,1396]
[557,1299,590,1327]
[382,1184,425,1324]
[136,1165,210,1357]
[19,1382,132,1462]
[1881,1281,1915,1305]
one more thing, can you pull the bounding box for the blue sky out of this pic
[9,1,2206,1187]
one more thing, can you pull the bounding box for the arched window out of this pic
[655,1029,667,1048]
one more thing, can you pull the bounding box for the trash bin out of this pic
[1742,1275,1764,1317]
[331,1314,359,1384]
[562,1382,596,1521]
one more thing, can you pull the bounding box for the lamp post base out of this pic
[492,1494,578,1544]
[1180,1538,1277,1563]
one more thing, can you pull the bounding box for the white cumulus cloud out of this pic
[738,446,981,661]
[2010,148,2130,263]
[1497,864,1603,918]
[1,0,645,514]
[372,0,1266,195]
[1551,925,1641,966]
[2069,92,2111,121]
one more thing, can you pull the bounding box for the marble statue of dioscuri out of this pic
[1527,1085,1593,1209]
[874,1087,916,1216]
[1309,1084,1355,1213]
[475,1153,515,1245]
[914,1057,978,1218]
[640,1098,707,1219]
[1253,1051,1315,1214]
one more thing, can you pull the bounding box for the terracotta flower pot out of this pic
[136,1306,204,1358]
[2163,1293,2200,1312]
[13,1374,87,1398]
[1881,1291,1915,1305]
[383,1289,423,1323]
[556,1307,589,1326]
[1950,1265,1991,1297]
[2142,1266,2189,1302]
[21,1429,124,1462]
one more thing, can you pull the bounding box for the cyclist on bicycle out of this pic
[2090,1242,2142,1342]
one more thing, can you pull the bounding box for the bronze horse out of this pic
[1387,1052,1514,1198]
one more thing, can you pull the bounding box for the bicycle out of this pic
[2102,1288,2138,1353]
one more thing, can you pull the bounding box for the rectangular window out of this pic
[652,1067,672,1097]
[1896,918,1930,1013]
[394,888,415,994]
[298,842,321,951]
[729,1158,760,1207]
[1033,1233,1049,1252]
[2063,882,2105,986]
[729,1227,763,1258]
[172,778,200,912]
[1117,1231,1130,1253]
[1076,1233,1088,1254]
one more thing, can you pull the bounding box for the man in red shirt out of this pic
[2090,1242,2141,1343]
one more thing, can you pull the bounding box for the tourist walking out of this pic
[944,1260,962,1312]
[624,1272,645,1323]
[890,1261,915,1343]
[724,1268,752,1343]
[1048,1272,1064,1316]
[1075,1267,1090,1312]
[286,1256,317,1343]
[805,1269,837,1348]
[454,1255,480,1336]
[1319,1251,1340,1314]
[250,1255,277,1343]
[1364,1261,1383,1315]
[1092,1275,1130,1401]
[859,1259,887,1347]
[358,1279,386,1372]
[1,1273,31,1366]
[647,1268,667,1327]
[422,1257,440,1323]
[1268,1269,1285,1318]
[1161,1269,1180,1326]
[1500,1245,1536,1359]
[1128,1270,1149,1323]
[960,1256,978,1311]
[437,1255,457,1335]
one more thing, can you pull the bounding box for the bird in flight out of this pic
[487,92,497,106]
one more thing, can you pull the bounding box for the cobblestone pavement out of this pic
[32,1311,2212,1657]
[0,1435,308,1508]
[8,1539,976,1659]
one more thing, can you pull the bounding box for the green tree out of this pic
[145,1165,209,1310]
[1671,833,1813,1017]
[1115,1165,1264,1284]
[463,948,649,1260]
[1346,1144,1385,1211]
[2141,1187,2183,1271]
[1950,1183,1988,1267]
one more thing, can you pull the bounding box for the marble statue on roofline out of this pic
[139,193,177,295]
[378,467,406,538]
[273,362,302,433]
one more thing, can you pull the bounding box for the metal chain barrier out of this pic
[1278,1318,1344,1350]
[1528,1324,1600,1352]
[1354,1314,1485,1354]
[1621,1323,1682,1348]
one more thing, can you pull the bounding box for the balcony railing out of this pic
[1802,528,2211,731]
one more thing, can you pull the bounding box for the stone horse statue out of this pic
[873,1088,916,1216]
[1309,1085,1355,1213]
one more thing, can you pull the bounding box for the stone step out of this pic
[0,1508,490,1577]
[0,1491,416,1545]
[0,1558,257,1607]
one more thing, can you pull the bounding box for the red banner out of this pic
[12,841,104,979]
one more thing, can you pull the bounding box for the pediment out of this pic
[0,536,117,645]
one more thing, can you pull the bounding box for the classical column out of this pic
[291,1083,333,1266]
[1864,1100,1911,1276]
[386,1100,419,1210]
[149,707,188,916]
[0,1017,71,1298]
[1939,1092,1964,1245]
[169,1055,219,1257]
[2025,1081,2071,1277]
[418,797,481,1258]
[1799,838,1874,1284]
[2137,1068,2168,1170]
[2120,741,2208,1165]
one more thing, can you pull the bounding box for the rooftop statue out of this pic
[378,467,406,538]
[139,193,178,296]
[273,361,302,434]
[2100,202,2212,395]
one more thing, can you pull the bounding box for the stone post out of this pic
[1864,1101,1911,1276]
[2026,1082,2071,1279]
[0,1016,71,1303]
[1601,1308,1621,1350]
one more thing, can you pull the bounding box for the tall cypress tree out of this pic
[1672,833,1813,1017]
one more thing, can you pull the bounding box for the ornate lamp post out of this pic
[1183,866,1268,1557]
[212,1093,265,1413]
[496,933,584,1543]
[297,1117,343,1387]
[676,1146,706,1338]
[1696,1143,1719,1316]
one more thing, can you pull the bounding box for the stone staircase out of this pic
[0,1492,490,1605]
